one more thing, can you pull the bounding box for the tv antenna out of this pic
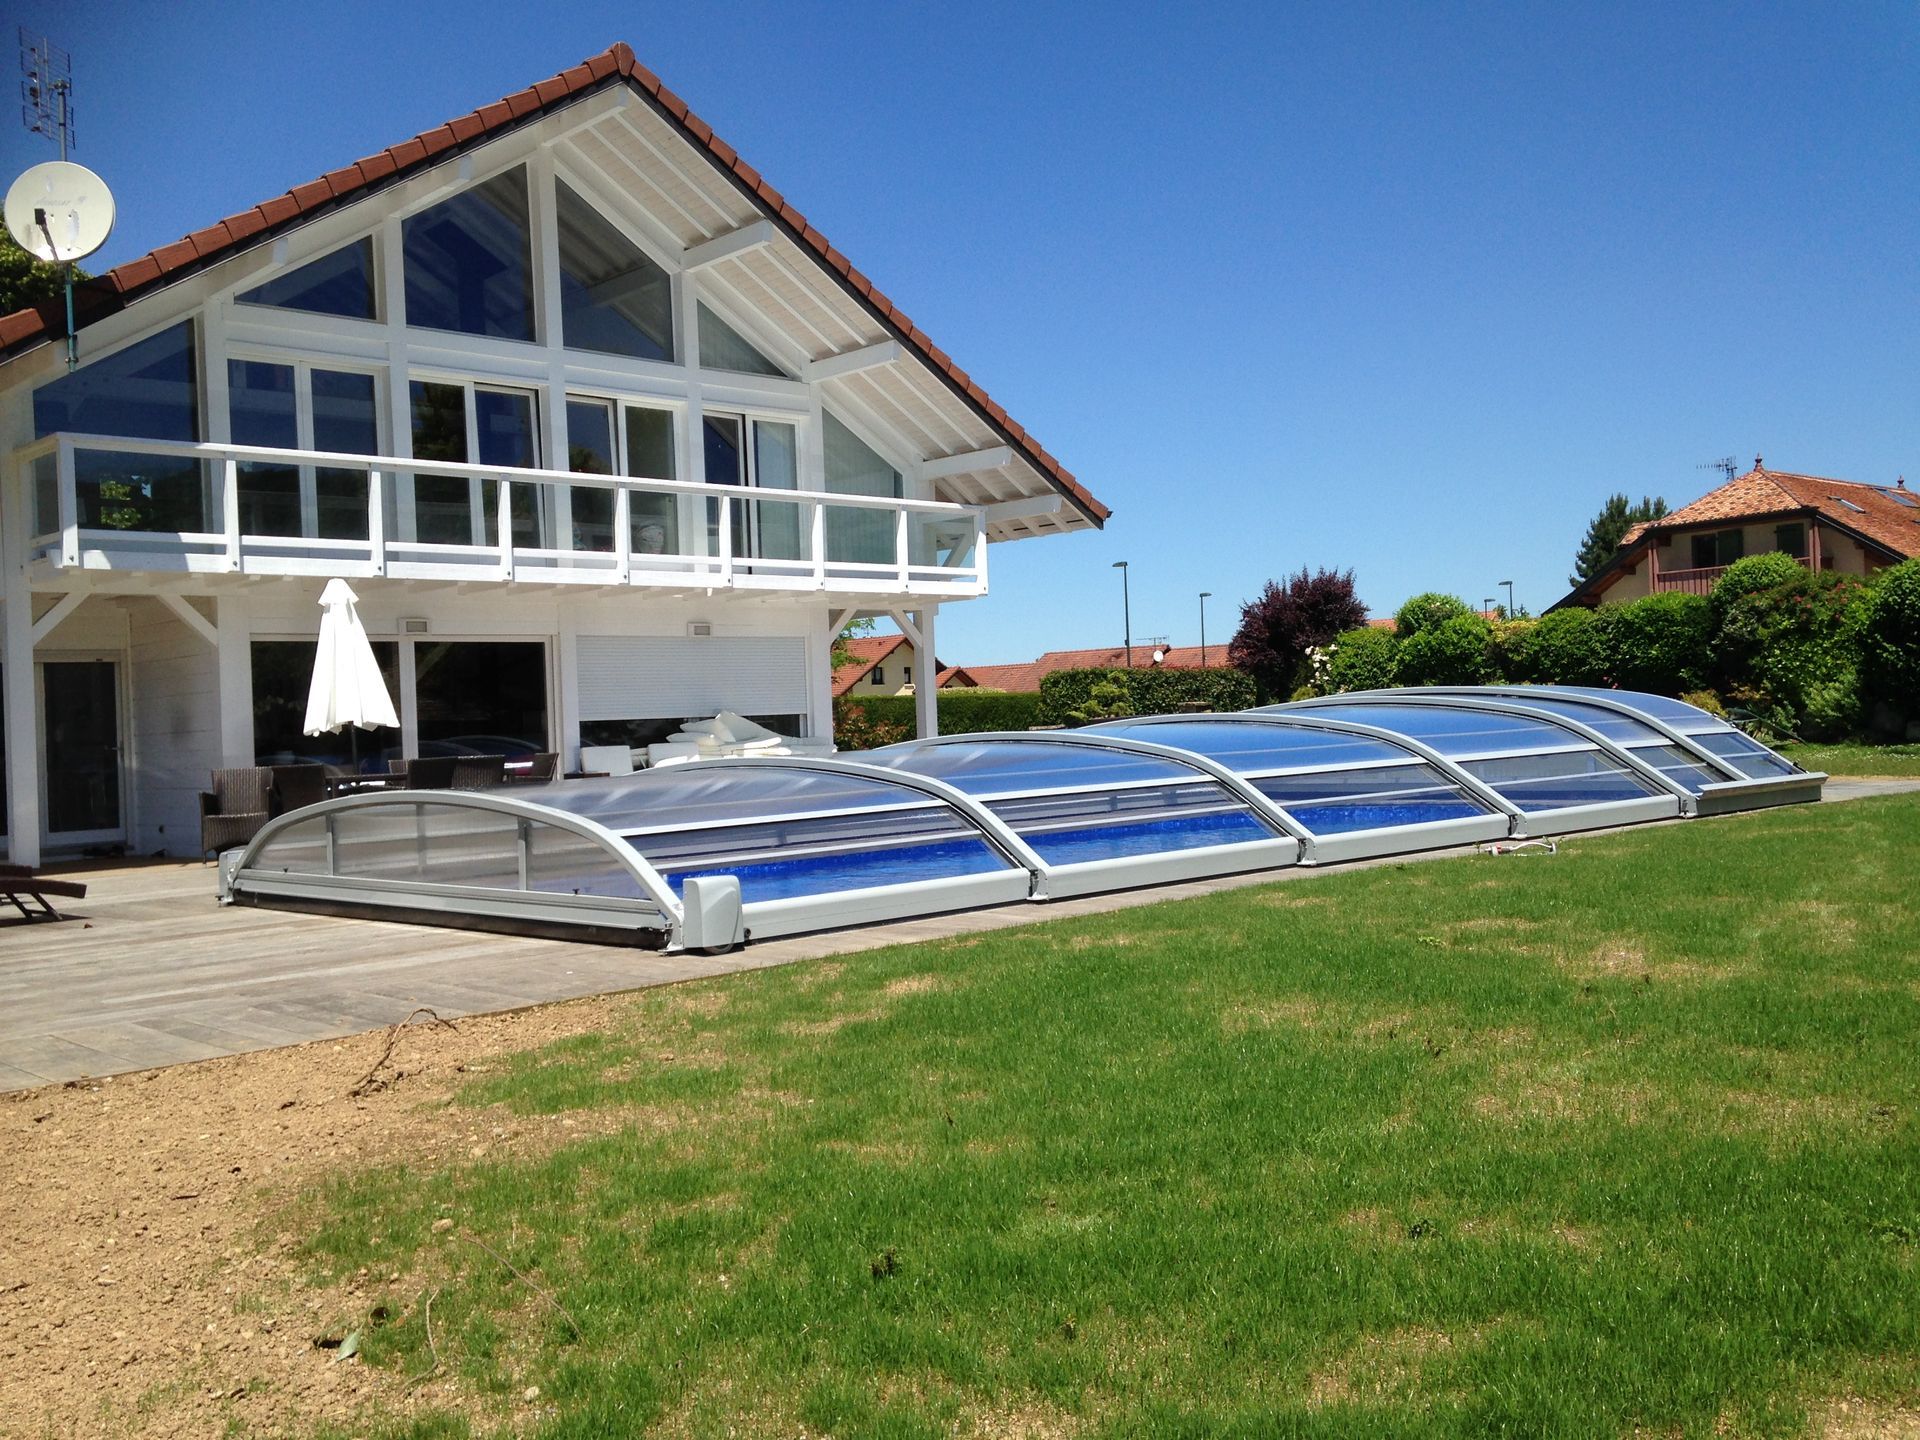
[11,29,112,370]
[1698,456,1738,483]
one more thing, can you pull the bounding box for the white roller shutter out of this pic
[576,635,810,720]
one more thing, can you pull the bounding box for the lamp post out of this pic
[1500,579,1516,619]
[1483,596,1496,619]
[1112,561,1132,668]
[1199,591,1213,667]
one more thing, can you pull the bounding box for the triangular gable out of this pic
[0,43,1108,528]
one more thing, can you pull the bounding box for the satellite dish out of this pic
[5,160,115,264]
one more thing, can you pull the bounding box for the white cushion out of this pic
[579,744,634,776]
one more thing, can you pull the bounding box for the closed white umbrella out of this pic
[304,579,399,737]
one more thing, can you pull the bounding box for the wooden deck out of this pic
[1,779,1910,1092]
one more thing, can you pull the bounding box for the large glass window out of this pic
[824,410,901,564]
[402,167,535,341]
[252,639,399,772]
[236,238,377,320]
[33,321,205,532]
[703,413,799,559]
[556,179,673,361]
[312,370,380,540]
[228,360,300,536]
[626,406,677,555]
[409,380,471,544]
[408,381,543,546]
[566,396,617,552]
[414,642,549,757]
[696,302,788,378]
[477,388,542,548]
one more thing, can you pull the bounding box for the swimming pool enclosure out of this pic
[219,687,1823,950]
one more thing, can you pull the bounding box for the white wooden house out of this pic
[0,44,1106,865]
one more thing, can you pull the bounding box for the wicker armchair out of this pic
[508,752,558,784]
[448,755,506,790]
[390,756,458,790]
[200,768,274,857]
[269,764,327,815]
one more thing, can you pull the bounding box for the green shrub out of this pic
[1486,618,1537,683]
[1392,592,1473,640]
[1858,558,1920,731]
[1325,627,1398,693]
[1394,614,1493,685]
[1708,553,1807,631]
[1068,672,1135,723]
[1511,608,1609,685]
[1603,591,1712,694]
[1711,570,1868,741]
[1038,667,1257,725]
[835,689,1046,745]
[1678,689,1727,718]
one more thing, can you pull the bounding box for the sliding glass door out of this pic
[704,413,799,562]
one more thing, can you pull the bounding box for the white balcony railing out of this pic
[13,433,988,597]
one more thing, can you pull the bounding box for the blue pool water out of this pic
[1287,800,1487,833]
[1023,810,1275,864]
[658,837,1006,902]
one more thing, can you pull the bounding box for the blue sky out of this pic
[9,2,1916,664]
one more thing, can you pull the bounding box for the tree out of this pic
[1227,567,1368,699]
[0,230,86,315]
[1571,493,1668,586]
[1392,592,1472,639]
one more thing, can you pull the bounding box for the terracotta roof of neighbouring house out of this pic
[935,666,977,688]
[0,43,1107,525]
[832,634,910,696]
[962,645,1237,692]
[1553,461,1919,609]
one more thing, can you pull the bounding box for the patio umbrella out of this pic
[303,579,399,739]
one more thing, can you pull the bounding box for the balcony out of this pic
[14,434,986,598]
[1651,564,1730,595]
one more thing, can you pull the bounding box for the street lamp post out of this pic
[1199,591,1213,667]
[1112,561,1132,668]
[1500,579,1516,619]
[1483,596,1496,619]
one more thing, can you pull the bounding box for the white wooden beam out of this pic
[156,593,219,648]
[680,219,776,272]
[920,445,1014,482]
[803,339,902,384]
[29,589,89,645]
[983,495,1065,524]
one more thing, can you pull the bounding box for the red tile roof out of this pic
[832,634,910,695]
[963,645,1237,692]
[0,43,1107,526]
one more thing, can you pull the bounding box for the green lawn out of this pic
[291,797,1920,1439]
[1780,741,1920,778]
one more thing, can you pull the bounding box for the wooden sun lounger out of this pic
[0,864,88,922]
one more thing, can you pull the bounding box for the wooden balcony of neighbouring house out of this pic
[11,433,988,600]
[1651,555,1810,596]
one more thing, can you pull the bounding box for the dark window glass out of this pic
[1775,522,1806,557]
[237,238,376,320]
[567,398,616,552]
[33,322,205,532]
[228,360,300,537]
[402,168,534,341]
[696,302,787,377]
[415,642,549,756]
[43,660,121,834]
[476,388,543,547]
[312,370,379,540]
[409,380,470,544]
[824,410,900,564]
[1690,533,1716,569]
[556,179,673,361]
[1718,528,1746,565]
[625,406,677,554]
[252,639,399,772]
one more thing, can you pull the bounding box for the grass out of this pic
[1780,741,1920,778]
[282,797,1920,1438]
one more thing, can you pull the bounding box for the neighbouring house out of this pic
[0,43,1108,865]
[965,644,1232,693]
[830,632,975,697]
[1554,458,1917,609]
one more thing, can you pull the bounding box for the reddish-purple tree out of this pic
[1227,567,1368,698]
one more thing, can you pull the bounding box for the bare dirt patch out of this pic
[1220,997,1327,1035]
[0,986,694,1438]
[884,972,950,996]
[1811,1397,1920,1438]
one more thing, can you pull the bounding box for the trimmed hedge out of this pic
[1510,609,1609,686]
[837,689,1047,741]
[1325,627,1398,692]
[1602,590,1712,694]
[1038,666,1257,726]
[1858,559,1920,732]
[1394,614,1494,685]
[1393,592,1473,639]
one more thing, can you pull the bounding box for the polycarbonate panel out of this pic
[668,838,1004,902]
[1629,744,1728,793]
[1472,695,1671,746]
[1253,763,1490,833]
[1528,687,1726,730]
[547,764,956,835]
[331,803,524,889]
[527,825,651,901]
[1459,752,1658,811]
[1295,703,1582,758]
[1089,718,1409,772]
[1690,731,1800,778]
[869,740,1201,795]
[988,781,1279,863]
[246,815,330,874]
[629,806,979,869]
